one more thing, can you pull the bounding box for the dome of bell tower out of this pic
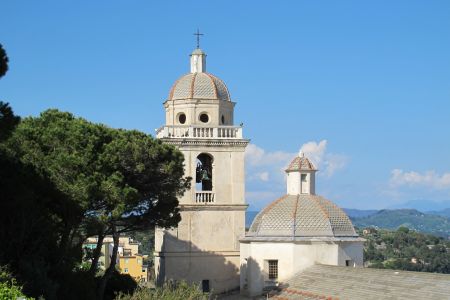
[167,48,231,102]
[162,47,236,127]
[168,72,231,101]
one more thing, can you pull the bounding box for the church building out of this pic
[154,46,249,293]
[153,42,450,299]
[240,153,364,297]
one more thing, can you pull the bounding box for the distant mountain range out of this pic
[246,208,450,238]
[350,209,450,238]
[343,209,378,218]
[428,208,450,218]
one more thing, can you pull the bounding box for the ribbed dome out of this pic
[248,194,357,238]
[168,73,231,101]
[286,153,316,172]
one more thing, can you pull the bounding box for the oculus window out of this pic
[178,113,186,124]
[199,113,209,123]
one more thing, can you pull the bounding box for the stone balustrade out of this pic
[195,191,215,203]
[156,125,243,139]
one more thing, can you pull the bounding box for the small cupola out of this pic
[285,152,317,195]
[190,48,206,73]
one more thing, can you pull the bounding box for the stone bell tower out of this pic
[154,46,249,293]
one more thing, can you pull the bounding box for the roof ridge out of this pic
[317,195,357,236]
[292,194,299,237]
[207,72,231,101]
[189,73,197,99]
[310,195,334,235]
[205,73,218,99]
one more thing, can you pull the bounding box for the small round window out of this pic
[199,113,209,123]
[178,113,186,124]
[221,115,225,124]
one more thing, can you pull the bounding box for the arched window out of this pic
[196,153,213,191]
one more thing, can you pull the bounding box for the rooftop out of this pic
[245,194,357,239]
[271,264,450,300]
[285,153,316,172]
[168,72,231,101]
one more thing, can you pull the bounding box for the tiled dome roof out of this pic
[168,73,231,101]
[286,154,316,172]
[248,194,357,238]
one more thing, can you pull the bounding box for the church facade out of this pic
[154,47,249,293]
[152,44,450,299]
[240,154,364,297]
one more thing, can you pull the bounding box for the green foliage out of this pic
[129,230,155,257]
[0,43,8,78]
[0,108,190,299]
[56,270,97,300]
[362,227,450,274]
[0,281,31,300]
[0,102,20,142]
[0,148,77,298]
[104,271,138,300]
[115,281,210,300]
[352,209,450,238]
[0,266,33,300]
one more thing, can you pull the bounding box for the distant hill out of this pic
[247,208,450,238]
[389,199,450,211]
[427,208,450,218]
[351,209,450,238]
[343,208,378,218]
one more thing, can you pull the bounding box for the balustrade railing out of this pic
[156,125,243,139]
[195,191,215,203]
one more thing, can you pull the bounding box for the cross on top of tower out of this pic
[193,29,204,49]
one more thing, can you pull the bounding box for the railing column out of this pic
[157,126,243,140]
[195,192,215,203]
[237,127,243,138]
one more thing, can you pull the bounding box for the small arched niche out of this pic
[196,153,213,191]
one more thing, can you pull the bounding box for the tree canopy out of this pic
[0,43,8,78]
[362,227,450,274]
[1,108,190,299]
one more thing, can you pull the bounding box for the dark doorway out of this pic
[202,279,210,293]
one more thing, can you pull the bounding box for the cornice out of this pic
[180,204,248,211]
[160,138,250,148]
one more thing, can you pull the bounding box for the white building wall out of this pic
[155,130,248,294]
[287,172,300,195]
[337,241,364,266]
[240,240,363,297]
[286,171,316,195]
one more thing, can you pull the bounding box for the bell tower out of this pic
[154,46,249,293]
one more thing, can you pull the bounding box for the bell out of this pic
[201,170,210,181]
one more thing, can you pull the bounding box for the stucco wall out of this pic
[179,147,246,205]
[240,240,363,297]
[157,254,240,293]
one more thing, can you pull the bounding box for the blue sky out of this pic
[1,1,450,211]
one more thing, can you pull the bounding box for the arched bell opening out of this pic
[196,153,213,191]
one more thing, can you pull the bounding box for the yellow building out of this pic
[83,236,140,272]
[119,254,148,283]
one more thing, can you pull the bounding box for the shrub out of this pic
[0,267,33,300]
[104,271,138,300]
[56,270,97,300]
[0,281,31,300]
[115,281,211,300]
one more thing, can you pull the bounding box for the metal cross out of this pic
[193,29,204,49]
